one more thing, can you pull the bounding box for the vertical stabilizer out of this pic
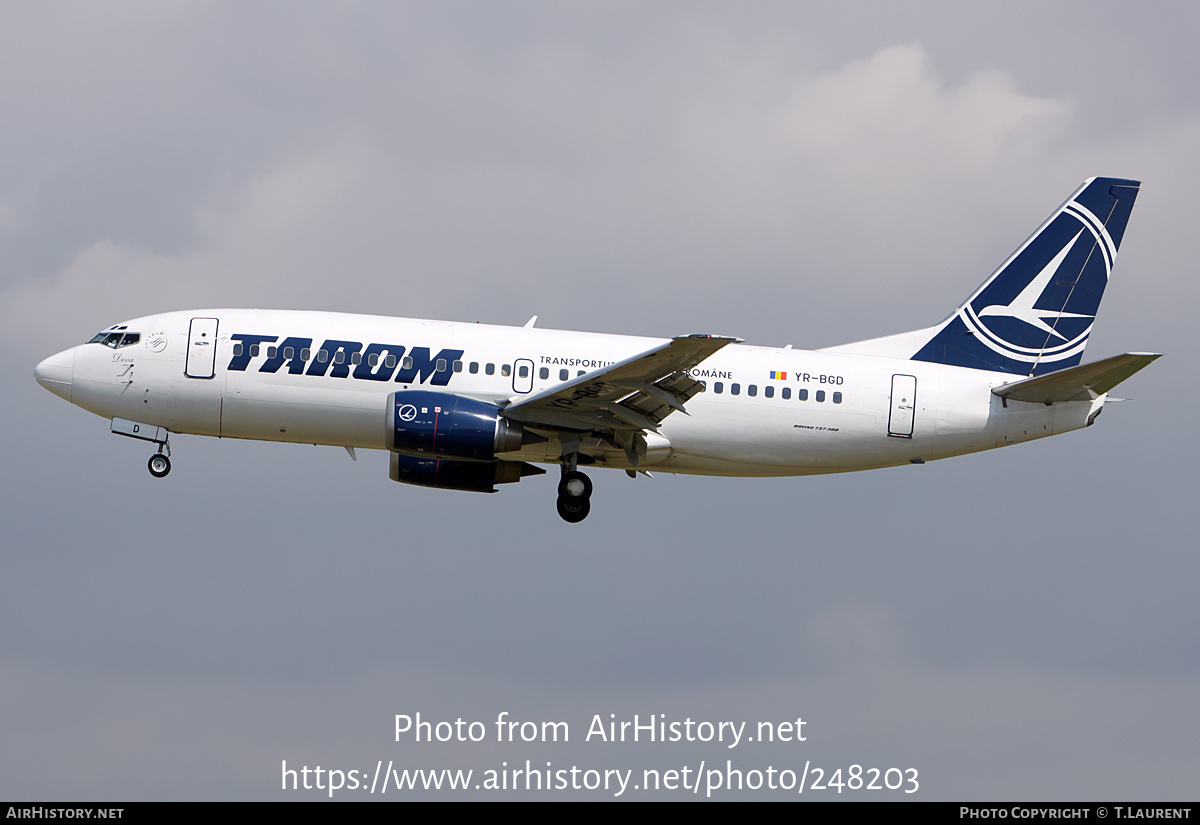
[826,177,1140,375]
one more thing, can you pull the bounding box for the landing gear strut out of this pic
[556,450,592,523]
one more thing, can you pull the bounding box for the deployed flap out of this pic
[992,352,1161,403]
[502,334,740,432]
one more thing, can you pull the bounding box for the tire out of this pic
[148,454,171,478]
[557,470,593,501]
[556,496,590,523]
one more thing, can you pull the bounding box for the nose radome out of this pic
[35,348,75,402]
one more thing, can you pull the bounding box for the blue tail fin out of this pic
[910,177,1140,375]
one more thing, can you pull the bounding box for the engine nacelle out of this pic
[390,453,545,493]
[388,391,526,461]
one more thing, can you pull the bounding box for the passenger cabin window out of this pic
[539,367,549,380]
[470,362,479,374]
[453,360,463,372]
[714,382,724,393]
[833,391,843,404]
[436,358,447,372]
[748,385,757,397]
[285,347,295,360]
[816,390,826,402]
[501,364,511,377]
[384,354,396,369]
[798,389,809,401]
[518,365,529,378]
[317,349,328,363]
[782,387,791,399]
[402,356,413,370]
[764,386,774,398]
[486,363,495,375]
[731,383,741,395]
[560,369,569,381]
[300,348,311,361]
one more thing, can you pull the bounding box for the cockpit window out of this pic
[88,331,141,348]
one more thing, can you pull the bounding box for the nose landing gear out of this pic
[147,437,172,478]
[148,452,171,478]
[110,418,173,479]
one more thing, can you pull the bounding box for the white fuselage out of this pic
[36,308,1102,477]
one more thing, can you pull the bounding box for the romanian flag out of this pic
[769,371,787,380]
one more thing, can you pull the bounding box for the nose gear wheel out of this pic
[148,453,171,478]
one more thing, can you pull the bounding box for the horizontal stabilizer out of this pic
[992,352,1161,404]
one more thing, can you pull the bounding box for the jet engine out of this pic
[386,391,546,492]
[388,390,529,460]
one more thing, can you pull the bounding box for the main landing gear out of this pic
[556,450,593,523]
[556,470,592,523]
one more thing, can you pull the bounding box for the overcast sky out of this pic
[2,1,1197,800]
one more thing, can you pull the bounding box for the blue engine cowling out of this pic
[388,391,525,461]
[389,453,545,493]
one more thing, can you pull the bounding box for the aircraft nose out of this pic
[35,348,75,402]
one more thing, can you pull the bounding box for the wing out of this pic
[501,334,739,462]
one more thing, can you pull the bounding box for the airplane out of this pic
[34,177,1159,522]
